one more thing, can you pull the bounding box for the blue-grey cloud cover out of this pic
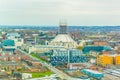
[0,0,120,26]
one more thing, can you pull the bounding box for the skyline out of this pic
[0,0,120,26]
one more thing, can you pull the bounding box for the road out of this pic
[17,48,72,80]
[103,74,120,80]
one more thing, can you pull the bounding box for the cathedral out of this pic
[49,22,77,49]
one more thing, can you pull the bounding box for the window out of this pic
[18,39,21,42]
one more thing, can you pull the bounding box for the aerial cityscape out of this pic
[0,0,120,80]
[0,24,120,80]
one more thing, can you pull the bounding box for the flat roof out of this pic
[83,69,103,74]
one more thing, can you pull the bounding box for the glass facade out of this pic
[50,49,87,66]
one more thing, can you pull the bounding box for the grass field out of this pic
[30,53,53,78]
[30,53,47,62]
[25,71,54,78]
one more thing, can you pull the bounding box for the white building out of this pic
[6,33,24,48]
[22,73,32,79]
[49,34,77,49]
[13,38,24,48]
[28,45,64,54]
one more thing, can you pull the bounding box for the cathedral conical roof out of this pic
[51,34,76,43]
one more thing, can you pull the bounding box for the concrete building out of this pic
[13,38,24,48]
[93,41,108,46]
[67,63,86,70]
[6,33,21,39]
[27,45,64,54]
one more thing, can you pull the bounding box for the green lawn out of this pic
[30,53,47,62]
[25,71,54,78]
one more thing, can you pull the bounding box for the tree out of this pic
[17,68,22,72]
[77,46,84,50]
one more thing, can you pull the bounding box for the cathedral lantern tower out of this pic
[59,21,67,34]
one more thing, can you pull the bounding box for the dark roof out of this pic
[83,46,112,53]
[2,39,15,46]
[0,44,2,48]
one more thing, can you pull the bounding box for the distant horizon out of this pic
[0,25,120,27]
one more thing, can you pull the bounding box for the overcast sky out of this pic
[0,0,120,26]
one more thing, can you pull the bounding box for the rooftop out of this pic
[51,34,76,43]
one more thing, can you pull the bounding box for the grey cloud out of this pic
[0,0,120,25]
